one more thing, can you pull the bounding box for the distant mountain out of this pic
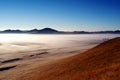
[40,28,58,32]
[0,29,23,33]
[0,28,120,34]
[30,28,58,34]
[28,29,39,33]
[92,30,120,34]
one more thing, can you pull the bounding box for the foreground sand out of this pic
[0,37,120,80]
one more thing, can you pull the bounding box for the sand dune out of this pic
[11,37,120,80]
[0,37,120,80]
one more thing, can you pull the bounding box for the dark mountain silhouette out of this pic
[30,28,58,34]
[0,28,120,34]
[40,28,58,32]
[0,29,23,33]
[114,30,120,33]
[28,29,39,33]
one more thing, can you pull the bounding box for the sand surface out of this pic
[0,34,120,80]
[6,37,120,80]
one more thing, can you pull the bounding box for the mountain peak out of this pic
[41,27,57,31]
[39,27,58,33]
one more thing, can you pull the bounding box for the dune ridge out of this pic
[13,37,120,80]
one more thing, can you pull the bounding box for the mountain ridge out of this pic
[0,28,120,34]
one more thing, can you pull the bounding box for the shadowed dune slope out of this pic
[18,37,120,80]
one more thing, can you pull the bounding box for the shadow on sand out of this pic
[0,66,16,71]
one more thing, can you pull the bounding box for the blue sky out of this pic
[0,0,120,31]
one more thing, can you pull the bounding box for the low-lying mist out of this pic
[0,34,119,60]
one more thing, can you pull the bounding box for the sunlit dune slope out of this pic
[18,37,120,80]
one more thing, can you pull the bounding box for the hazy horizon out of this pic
[0,27,120,32]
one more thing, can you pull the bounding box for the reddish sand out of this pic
[1,37,120,80]
[11,37,120,80]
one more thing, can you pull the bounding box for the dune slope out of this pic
[17,37,120,80]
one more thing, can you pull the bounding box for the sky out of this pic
[0,0,120,31]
